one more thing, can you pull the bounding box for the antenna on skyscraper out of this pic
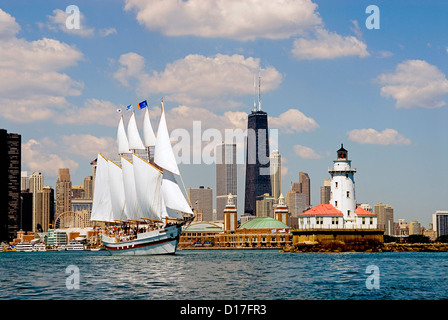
[253,74,257,112]
[258,72,262,111]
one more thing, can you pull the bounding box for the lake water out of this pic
[1,249,447,300]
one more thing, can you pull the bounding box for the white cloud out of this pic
[293,144,322,159]
[291,28,369,60]
[62,134,117,159]
[42,9,95,37]
[124,0,321,41]
[56,99,122,127]
[114,52,282,108]
[347,128,411,145]
[39,9,116,38]
[269,108,319,133]
[0,9,84,123]
[377,59,448,109]
[0,7,20,39]
[22,139,79,177]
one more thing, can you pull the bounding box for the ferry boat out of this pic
[15,242,33,252]
[65,240,85,251]
[32,243,47,252]
[90,100,194,255]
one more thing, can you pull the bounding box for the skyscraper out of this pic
[0,129,21,242]
[29,171,43,232]
[56,168,72,218]
[320,179,331,204]
[374,203,394,235]
[35,186,54,232]
[432,211,448,238]
[270,150,281,203]
[244,77,271,216]
[216,143,237,220]
[299,172,311,208]
[188,186,213,221]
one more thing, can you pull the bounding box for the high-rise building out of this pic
[299,172,311,208]
[35,186,54,232]
[84,176,93,199]
[256,193,275,218]
[433,211,448,238]
[286,190,307,217]
[0,129,21,242]
[29,171,43,232]
[374,203,394,235]
[320,179,331,204]
[56,168,73,218]
[21,171,30,192]
[188,186,213,221]
[19,191,33,232]
[244,101,271,216]
[408,221,421,235]
[216,143,237,221]
[270,150,281,203]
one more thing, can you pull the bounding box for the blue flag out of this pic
[138,100,148,110]
[126,104,133,111]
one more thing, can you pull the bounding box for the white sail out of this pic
[143,108,156,147]
[132,154,164,220]
[161,170,193,217]
[121,156,141,220]
[91,154,113,222]
[108,160,128,221]
[117,116,131,154]
[154,103,180,175]
[127,112,145,150]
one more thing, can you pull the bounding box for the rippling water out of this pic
[1,250,447,300]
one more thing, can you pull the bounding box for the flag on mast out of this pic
[138,100,148,110]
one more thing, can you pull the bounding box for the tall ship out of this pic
[90,100,194,255]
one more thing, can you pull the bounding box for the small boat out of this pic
[32,243,47,252]
[90,100,194,256]
[15,242,33,252]
[65,240,85,251]
[57,246,67,251]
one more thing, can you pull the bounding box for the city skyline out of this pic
[0,1,447,227]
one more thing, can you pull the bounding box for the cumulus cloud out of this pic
[269,108,319,133]
[22,139,79,177]
[114,52,282,108]
[293,144,322,159]
[377,59,448,109]
[0,9,84,123]
[291,28,369,60]
[124,0,321,41]
[38,9,116,38]
[22,134,117,177]
[347,128,411,145]
[56,99,122,127]
[62,134,117,159]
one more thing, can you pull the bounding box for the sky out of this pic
[1,0,448,227]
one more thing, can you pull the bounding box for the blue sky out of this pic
[1,0,447,227]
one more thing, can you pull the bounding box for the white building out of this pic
[298,145,377,229]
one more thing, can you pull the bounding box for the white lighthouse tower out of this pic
[329,144,357,227]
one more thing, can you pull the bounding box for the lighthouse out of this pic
[329,144,357,227]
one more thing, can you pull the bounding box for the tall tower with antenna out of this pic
[244,74,271,216]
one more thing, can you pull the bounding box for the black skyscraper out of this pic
[244,110,271,216]
[0,129,21,242]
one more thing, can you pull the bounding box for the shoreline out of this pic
[281,242,448,253]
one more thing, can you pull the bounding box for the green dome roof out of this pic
[239,216,289,230]
[183,221,223,232]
